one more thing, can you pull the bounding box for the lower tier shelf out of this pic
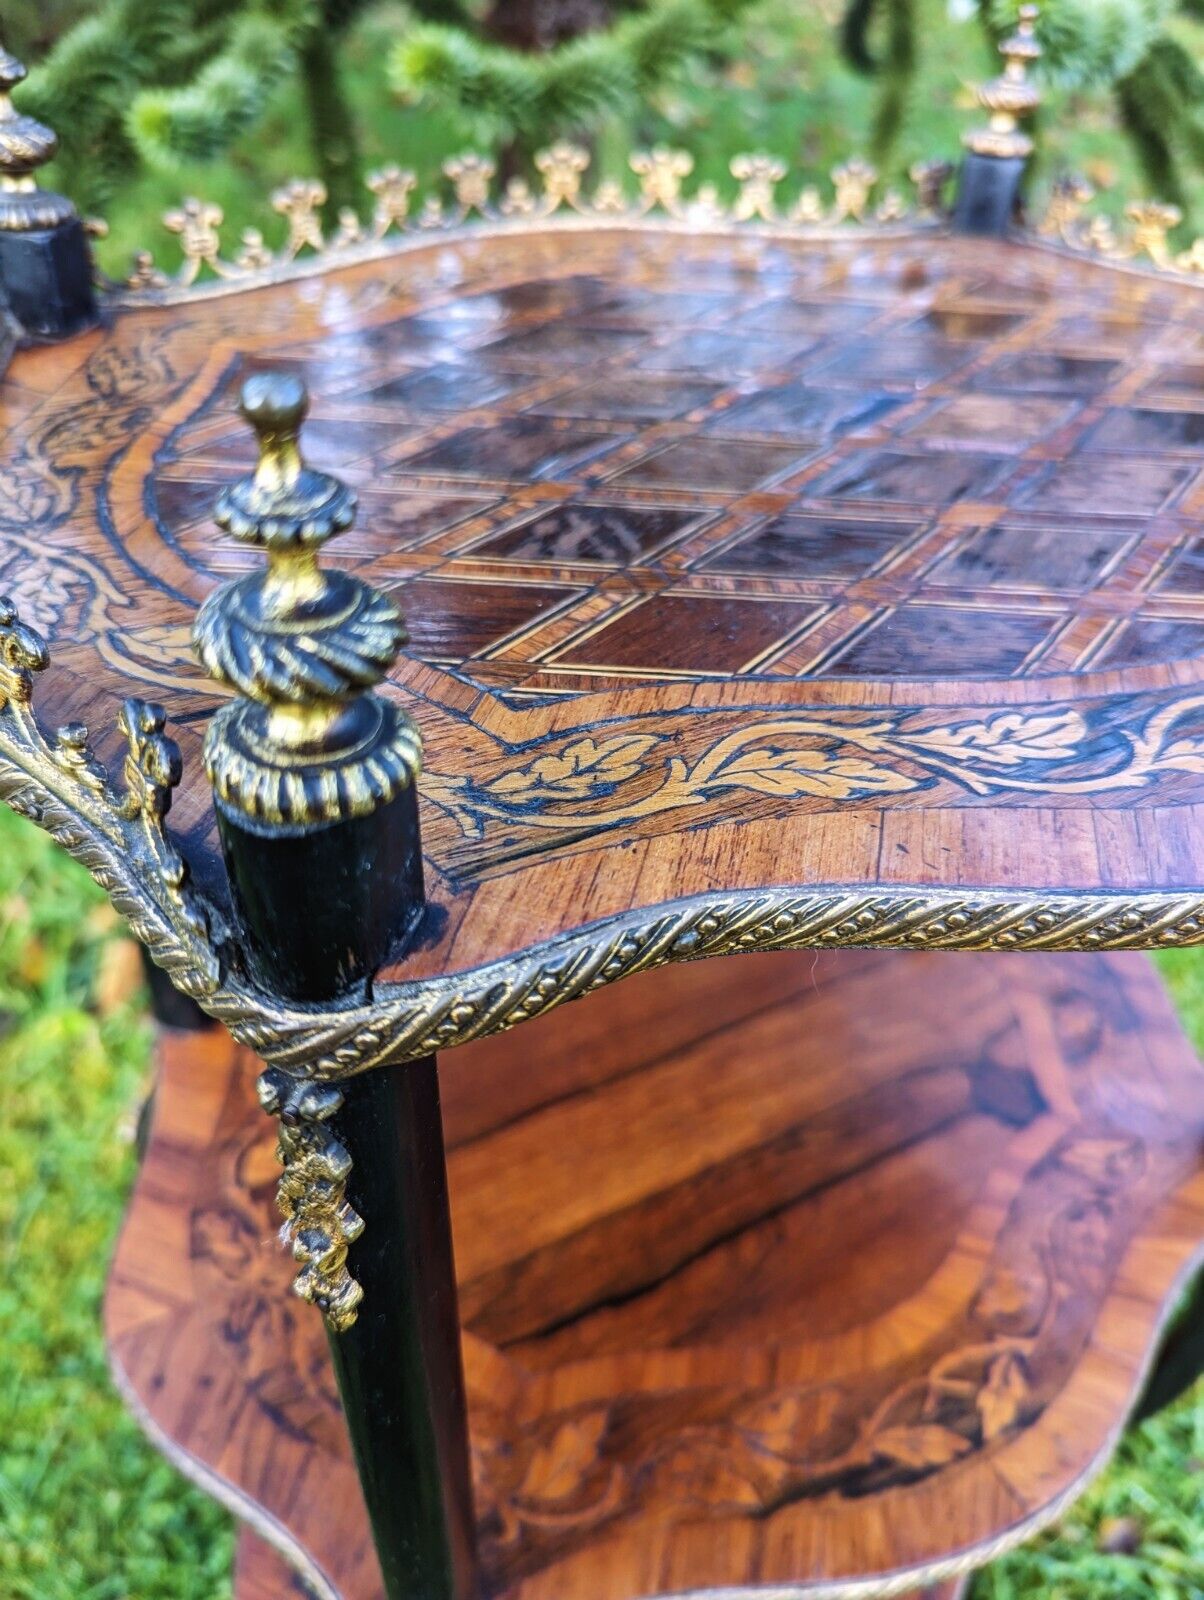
[107,950,1204,1599]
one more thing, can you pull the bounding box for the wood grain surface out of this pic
[107,948,1204,1599]
[2,229,1204,988]
[235,1532,316,1600]
[230,1527,969,1600]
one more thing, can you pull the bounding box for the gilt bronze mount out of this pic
[257,1067,365,1332]
[963,4,1042,162]
[193,373,422,829]
[0,50,75,233]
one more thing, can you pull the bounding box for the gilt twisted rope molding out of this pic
[4,598,1204,1086]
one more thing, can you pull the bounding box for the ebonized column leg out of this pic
[329,1059,477,1600]
[225,801,479,1600]
[0,217,96,340]
[951,150,1026,237]
[190,373,479,1600]
[951,6,1039,238]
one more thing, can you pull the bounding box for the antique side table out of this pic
[2,26,1204,1600]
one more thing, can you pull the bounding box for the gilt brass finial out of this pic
[965,4,1042,160]
[215,372,356,549]
[0,50,76,231]
[193,372,421,827]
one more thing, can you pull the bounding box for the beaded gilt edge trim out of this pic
[228,885,1204,1078]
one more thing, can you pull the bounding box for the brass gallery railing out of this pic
[108,143,1204,302]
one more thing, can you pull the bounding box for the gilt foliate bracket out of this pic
[0,595,221,997]
[257,1069,364,1332]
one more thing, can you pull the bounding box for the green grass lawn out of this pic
[0,802,1201,1597]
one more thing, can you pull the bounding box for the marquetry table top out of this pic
[4,223,1204,987]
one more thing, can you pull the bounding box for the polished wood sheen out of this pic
[107,948,1204,1600]
[230,1533,976,1600]
[4,229,1204,990]
[235,1533,315,1600]
[230,1533,973,1600]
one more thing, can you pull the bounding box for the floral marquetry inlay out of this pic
[421,697,1204,871]
[1,217,1203,1073]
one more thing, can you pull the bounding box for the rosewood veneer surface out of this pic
[108,949,1204,1600]
[4,229,1204,990]
[235,1533,315,1600]
[230,1535,974,1600]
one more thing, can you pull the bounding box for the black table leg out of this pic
[190,372,480,1599]
[222,791,480,1600]
[329,1059,478,1600]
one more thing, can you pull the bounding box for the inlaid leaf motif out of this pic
[86,332,176,402]
[735,1385,845,1460]
[0,440,68,528]
[485,735,658,803]
[0,556,77,637]
[1151,736,1204,775]
[190,1203,256,1279]
[114,621,206,675]
[418,771,482,836]
[907,709,1087,768]
[424,691,1204,852]
[518,1410,609,1505]
[872,1424,973,1469]
[977,1352,1030,1441]
[653,1439,768,1509]
[1059,1137,1144,1185]
[972,1265,1048,1331]
[708,746,918,800]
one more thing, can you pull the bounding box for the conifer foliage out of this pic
[20,0,1202,228]
[391,0,755,156]
[842,0,1204,216]
[18,0,753,217]
[15,0,374,215]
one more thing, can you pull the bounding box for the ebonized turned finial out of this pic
[193,372,421,830]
